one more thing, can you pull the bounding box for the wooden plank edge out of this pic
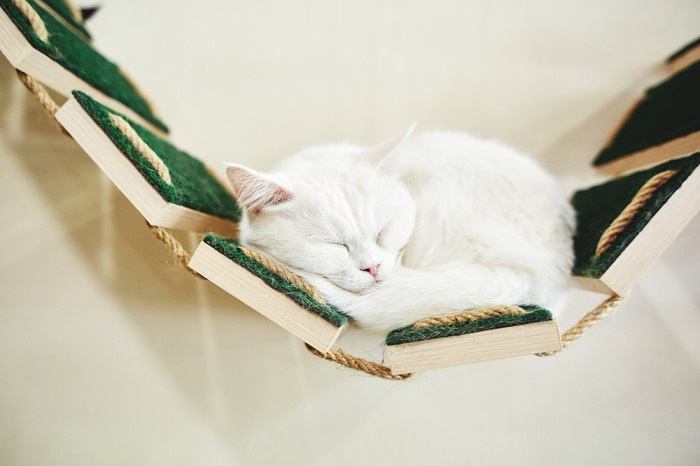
[571,276,614,295]
[34,0,90,42]
[0,7,166,136]
[594,165,700,295]
[595,131,700,176]
[189,242,346,352]
[56,97,238,236]
[384,319,562,373]
[667,45,700,74]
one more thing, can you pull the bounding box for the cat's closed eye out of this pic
[333,242,350,252]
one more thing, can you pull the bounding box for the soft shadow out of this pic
[0,58,345,446]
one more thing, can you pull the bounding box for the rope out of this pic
[595,169,677,256]
[109,114,172,184]
[11,0,48,42]
[536,294,624,356]
[16,70,58,115]
[239,246,326,304]
[15,70,71,135]
[304,344,413,380]
[411,305,526,329]
[146,222,204,279]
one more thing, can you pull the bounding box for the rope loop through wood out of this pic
[595,169,677,256]
[146,222,204,279]
[304,344,413,381]
[11,0,48,42]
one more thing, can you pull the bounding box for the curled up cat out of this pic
[225,126,575,332]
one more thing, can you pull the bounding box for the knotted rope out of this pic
[11,0,48,42]
[304,344,413,380]
[239,246,326,304]
[595,169,677,256]
[145,222,204,279]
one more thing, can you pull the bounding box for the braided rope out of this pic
[595,169,677,256]
[108,114,172,184]
[15,70,58,115]
[146,222,204,279]
[11,0,48,41]
[239,246,326,304]
[536,294,624,356]
[411,305,526,329]
[15,70,71,135]
[304,344,413,380]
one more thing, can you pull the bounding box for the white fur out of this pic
[226,129,574,332]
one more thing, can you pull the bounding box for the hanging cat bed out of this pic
[2,0,699,380]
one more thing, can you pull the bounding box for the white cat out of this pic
[225,127,575,331]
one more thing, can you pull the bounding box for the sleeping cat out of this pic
[225,126,574,331]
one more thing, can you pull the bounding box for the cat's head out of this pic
[226,127,416,293]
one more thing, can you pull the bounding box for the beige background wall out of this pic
[1,1,699,465]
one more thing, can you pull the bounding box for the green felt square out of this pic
[203,234,350,328]
[74,91,240,222]
[594,61,700,166]
[386,306,553,346]
[573,153,700,278]
[0,0,167,132]
[41,0,89,38]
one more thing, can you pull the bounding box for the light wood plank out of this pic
[189,243,346,352]
[574,165,700,295]
[596,131,700,176]
[667,45,700,74]
[595,166,700,295]
[0,6,165,135]
[56,97,237,236]
[384,320,561,373]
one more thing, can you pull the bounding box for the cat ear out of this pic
[367,123,416,167]
[225,163,293,215]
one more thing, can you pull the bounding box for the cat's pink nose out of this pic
[363,265,379,278]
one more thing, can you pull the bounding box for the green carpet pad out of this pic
[385,306,553,346]
[41,0,89,39]
[0,0,167,132]
[594,61,700,167]
[74,91,240,221]
[573,152,700,278]
[203,234,350,328]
